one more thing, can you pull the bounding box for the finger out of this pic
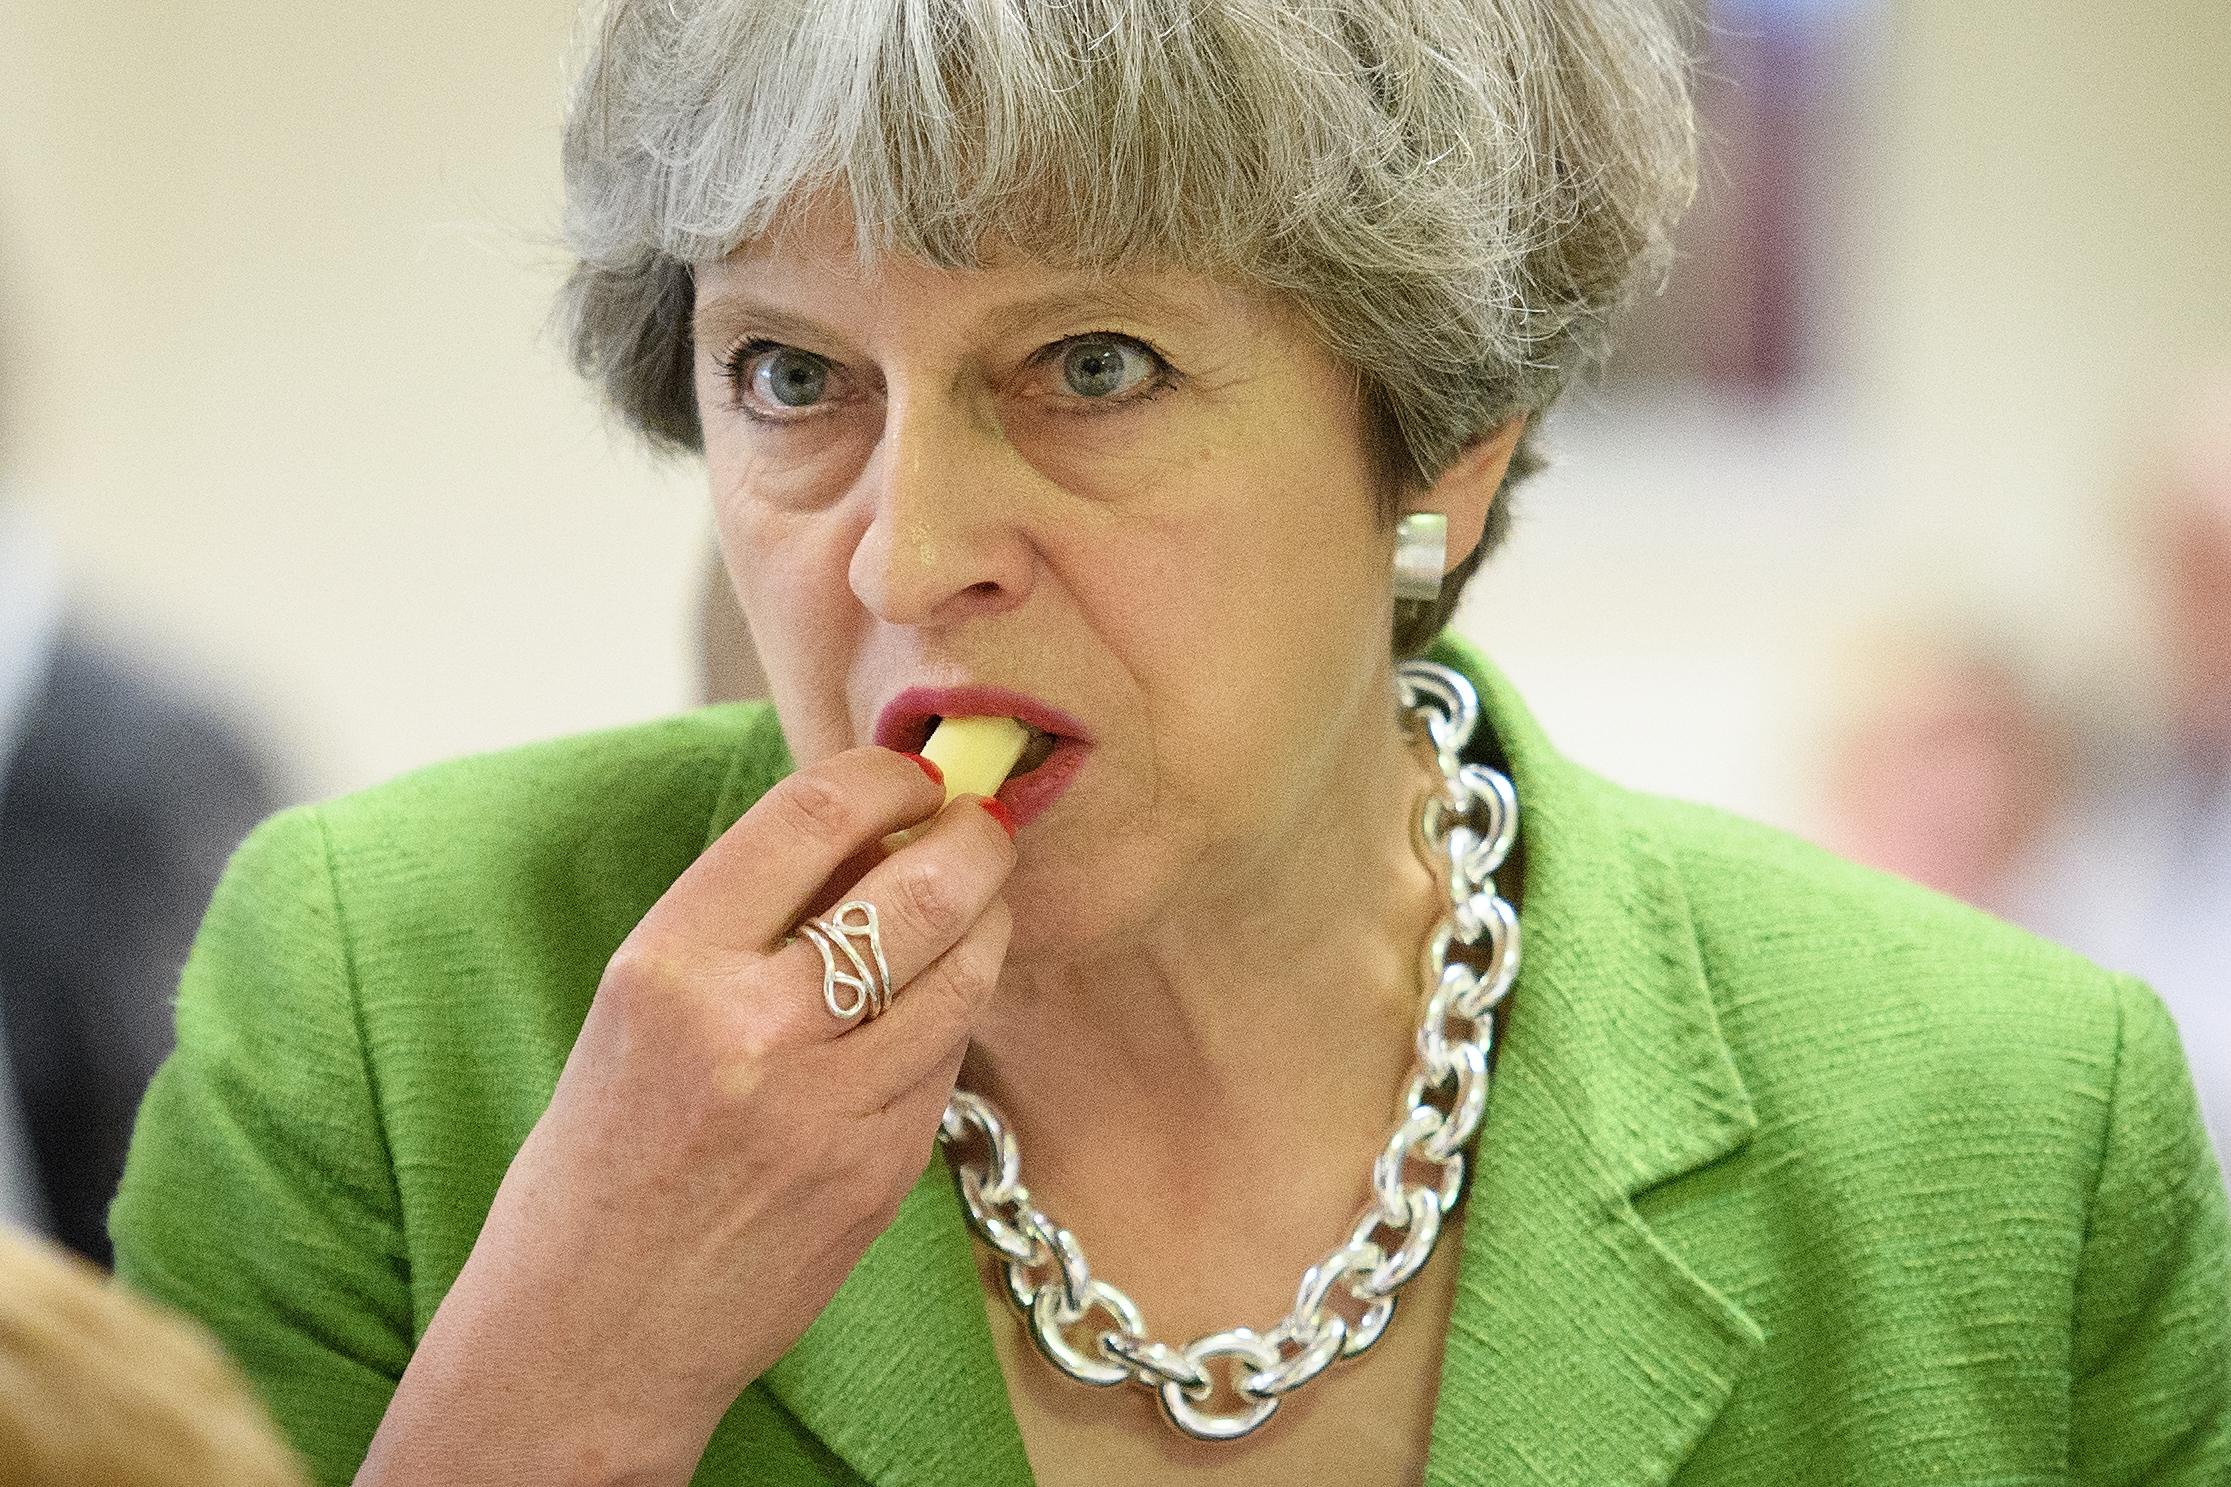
[764,794,1015,1043]
[646,747,946,957]
[859,1036,975,1197]
[833,892,1012,1111]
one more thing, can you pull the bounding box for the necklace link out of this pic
[939,659,1521,1441]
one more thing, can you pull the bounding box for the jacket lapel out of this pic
[707,638,1765,1487]
[1423,634,1764,1486]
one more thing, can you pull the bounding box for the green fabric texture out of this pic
[111,633,2230,1485]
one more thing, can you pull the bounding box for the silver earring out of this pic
[1392,512,1448,602]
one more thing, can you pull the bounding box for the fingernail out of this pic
[902,752,943,788]
[977,797,1017,838]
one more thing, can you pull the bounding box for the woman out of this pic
[112,2,2228,1484]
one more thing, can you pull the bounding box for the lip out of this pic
[992,734,1089,830]
[873,685,1096,753]
[872,684,1096,831]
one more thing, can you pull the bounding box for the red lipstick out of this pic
[873,685,1095,830]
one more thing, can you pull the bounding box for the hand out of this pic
[363,748,1016,1483]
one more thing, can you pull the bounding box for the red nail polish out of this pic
[901,752,943,788]
[977,797,1017,838]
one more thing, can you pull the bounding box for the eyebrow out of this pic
[690,278,1215,357]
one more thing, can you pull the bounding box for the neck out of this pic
[960,668,1449,1187]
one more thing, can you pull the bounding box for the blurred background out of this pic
[0,0,2226,1261]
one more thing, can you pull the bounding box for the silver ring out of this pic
[798,899,892,1026]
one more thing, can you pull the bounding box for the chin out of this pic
[998,843,1142,967]
[999,855,1098,963]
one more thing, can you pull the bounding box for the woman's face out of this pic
[692,201,1415,958]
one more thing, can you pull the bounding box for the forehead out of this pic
[693,189,1293,345]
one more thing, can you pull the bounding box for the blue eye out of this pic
[1060,336,1154,400]
[716,339,834,418]
[715,331,1180,425]
[751,347,828,408]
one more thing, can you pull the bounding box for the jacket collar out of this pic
[706,633,1762,1485]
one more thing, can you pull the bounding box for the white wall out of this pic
[0,0,708,800]
[1855,0,2231,683]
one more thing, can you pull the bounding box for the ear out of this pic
[1405,416,1528,573]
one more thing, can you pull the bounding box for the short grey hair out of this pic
[558,0,1696,656]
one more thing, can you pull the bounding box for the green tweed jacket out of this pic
[111,634,2230,1486]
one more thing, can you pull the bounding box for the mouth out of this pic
[900,714,1061,776]
[874,685,1096,829]
[879,713,1061,775]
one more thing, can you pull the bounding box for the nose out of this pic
[847,391,1036,628]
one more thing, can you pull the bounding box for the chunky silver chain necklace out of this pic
[938,658,1521,1441]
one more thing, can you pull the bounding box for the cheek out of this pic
[723,508,844,630]
[710,486,867,719]
[1006,418,1208,507]
[1064,488,1384,773]
[703,408,869,588]
[705,420,874,520]
[1162,482,1386,645]
[715,513,870,766]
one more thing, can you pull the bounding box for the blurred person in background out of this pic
[1995,373,2231,1176]
[0,270,283,1266]
[0,1222,308,1486]
[1821,630,2068,913]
